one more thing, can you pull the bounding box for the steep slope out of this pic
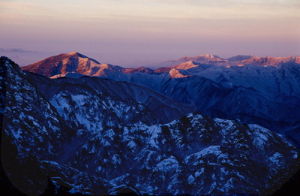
[26,72,194,125]
[43,112,300,195]
[155,75,300,133]
[0,57,68,195]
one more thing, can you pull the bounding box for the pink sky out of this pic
[0,0,299,66]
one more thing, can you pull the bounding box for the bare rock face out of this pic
[1,56,300,195]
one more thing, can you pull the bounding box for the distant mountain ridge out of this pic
[22,52,300,78]
[153,54,300,69]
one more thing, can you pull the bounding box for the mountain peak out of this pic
[67,51,80,55]
[63,51,100,62]
[179,54,222,62]
[0,56,22,74]
[22,52,101,77]
[201,54,220,59]
[65,51,89,58]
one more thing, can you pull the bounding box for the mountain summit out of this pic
[22,52,123,78]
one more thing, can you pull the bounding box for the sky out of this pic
[0,0,300,66]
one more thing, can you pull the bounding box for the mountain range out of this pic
[1,52,300,195]
[22,52,300,146]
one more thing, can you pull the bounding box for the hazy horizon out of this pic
[0,0,300,66]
